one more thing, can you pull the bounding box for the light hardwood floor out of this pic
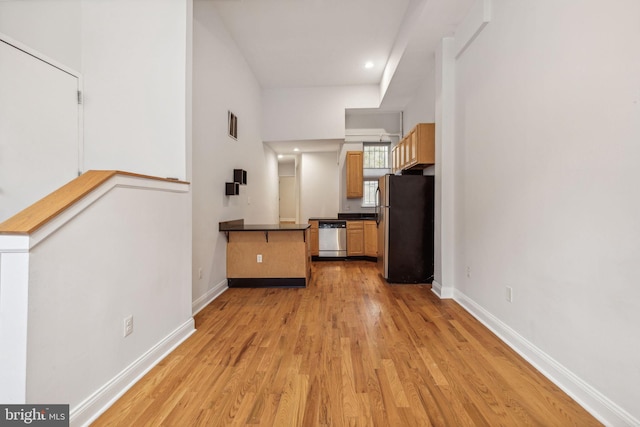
[94,261,601,426]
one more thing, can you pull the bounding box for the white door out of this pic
[0,39,80,222]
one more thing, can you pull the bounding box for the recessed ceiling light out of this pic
[278,154,283,159]
[364,61,374,69]
[293,148,300,152]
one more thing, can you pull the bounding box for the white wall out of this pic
[0,0,193,318]
[452,0,640,423]
[192,1,279,312]
[0,0,188,181]
[262,85,380,142]
[81,0,187,179]
[299,152,339,222]
[278,160,296,177]
[402,66,436,132]
[345,110,402,136]
[0,0,82,71]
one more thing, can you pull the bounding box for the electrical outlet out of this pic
[466,266,471,278]
[198,268,202,279]
[506,287,513,303]
[257,254,262,263]
[123,315,133,337]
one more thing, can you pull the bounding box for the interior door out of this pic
[0,39,80,222]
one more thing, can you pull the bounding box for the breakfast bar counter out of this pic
[219,219,311,287]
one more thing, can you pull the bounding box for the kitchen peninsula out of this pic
[219,219,311,287]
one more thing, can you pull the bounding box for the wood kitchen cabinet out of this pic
[393,123,435,171]
[363,220,377,257]
[346,151,363,198]
[346,220,364,256]
[309,220,319,256]
[391,145,399,173]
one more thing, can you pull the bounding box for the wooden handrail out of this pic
[0,170,188,235]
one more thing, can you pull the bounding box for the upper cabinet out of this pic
[346,151,363,198]
[392,123,435,173]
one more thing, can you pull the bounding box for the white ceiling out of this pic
[212,0,475,156]
[212,0,412,88]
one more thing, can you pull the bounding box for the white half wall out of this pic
[452,0,640,424]
[0,175,194,424]
[192,1,279,312]
[262,85,380,142]
[300,152,339,223]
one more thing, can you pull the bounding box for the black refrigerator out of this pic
[376,174,434,283]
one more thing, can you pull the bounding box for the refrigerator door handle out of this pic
[375,187,381,226]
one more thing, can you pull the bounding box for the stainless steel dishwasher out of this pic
[318,220,347,258]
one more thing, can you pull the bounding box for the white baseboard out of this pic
[431,280,454,299]
[192,279,228,315]
[70,318,196,427]
[453,289,639,427]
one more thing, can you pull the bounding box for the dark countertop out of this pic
[338,212,378,220]
[219,219,309,232]
[309,213,378,221]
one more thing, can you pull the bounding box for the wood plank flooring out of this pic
[93,261,601,426]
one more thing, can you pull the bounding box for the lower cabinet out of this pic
[346,221,364,256]
[363,220,377,257]
[309,220,319,256]
[310,219,376,259]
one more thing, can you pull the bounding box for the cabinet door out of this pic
[346,221,364,256]
[415,123,435,165]
[309,221,319,256]
[346,151,363,198]
[408,129,418,166]
[391,146,398,174]
[364,220,378,257]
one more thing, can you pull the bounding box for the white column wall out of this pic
[432,37,456,298]
[0,245,30,404]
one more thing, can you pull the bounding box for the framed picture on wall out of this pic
[228,111,238,140]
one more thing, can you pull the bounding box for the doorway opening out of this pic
[278,158,298,224]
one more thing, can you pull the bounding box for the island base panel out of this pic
[227,278,306,288]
